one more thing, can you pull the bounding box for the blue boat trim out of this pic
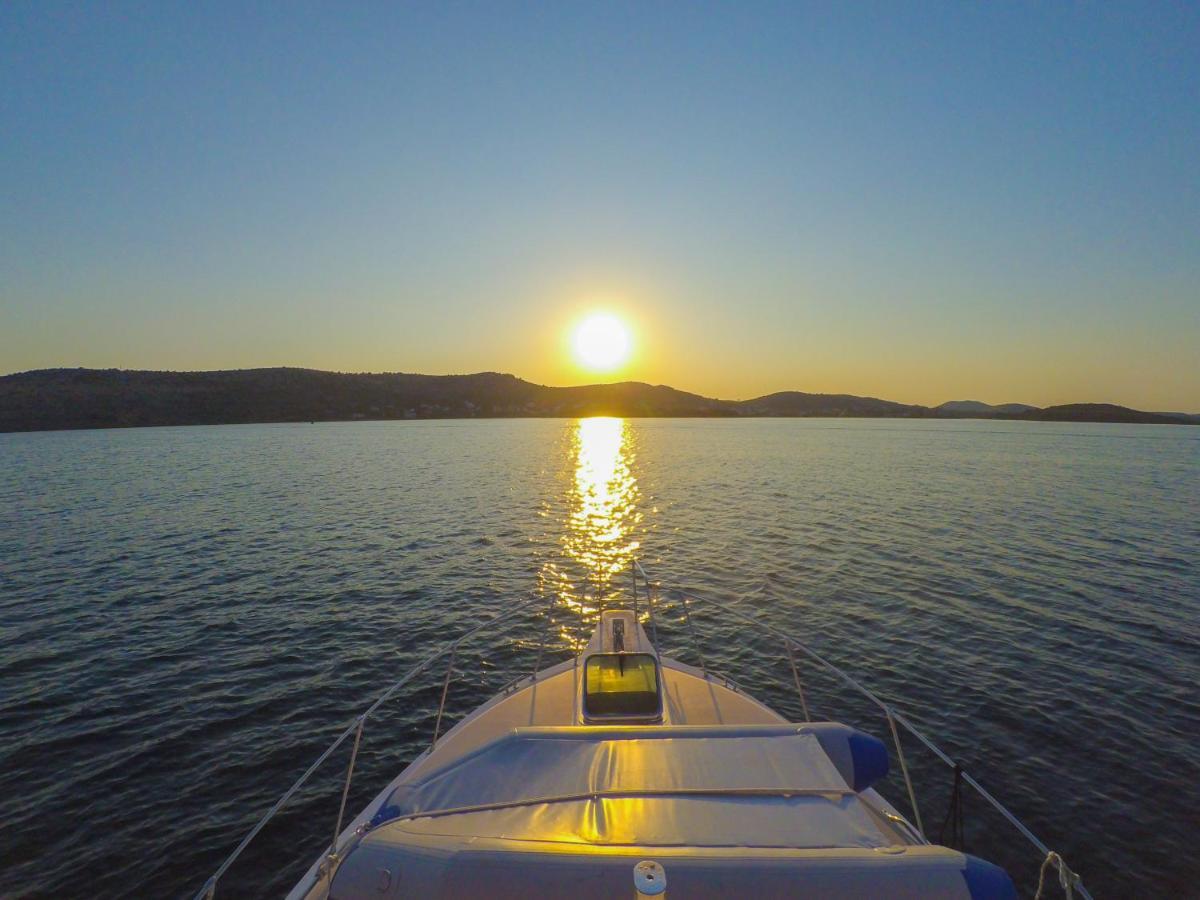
[961,854,1018,900]
[845,730,889,793]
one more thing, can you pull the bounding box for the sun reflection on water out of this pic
[539,417,641,646]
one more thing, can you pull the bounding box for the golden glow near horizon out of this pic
[571,313,631,374]
[541,417,642,648]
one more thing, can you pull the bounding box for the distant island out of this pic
[0,368,1196,433]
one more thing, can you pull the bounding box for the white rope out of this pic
[1034,850,1079,899]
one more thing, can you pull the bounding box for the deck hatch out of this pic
[583,653,661,718]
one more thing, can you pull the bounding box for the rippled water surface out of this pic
[2,418,1197,898]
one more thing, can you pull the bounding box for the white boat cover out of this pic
[369,725,893,849]
[337,729,1017,898]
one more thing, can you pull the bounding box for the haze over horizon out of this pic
[3,4,1198,410]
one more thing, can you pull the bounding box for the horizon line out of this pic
[3,364,1196,416]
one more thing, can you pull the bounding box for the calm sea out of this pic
[1,418,1197,897]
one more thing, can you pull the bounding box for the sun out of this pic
[572,313,631,372]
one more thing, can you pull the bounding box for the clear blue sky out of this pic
[2,2,1197,409]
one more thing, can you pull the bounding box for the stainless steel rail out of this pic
[632,559,1091,900]
[197,563,1089,899]
[194,595,544,900]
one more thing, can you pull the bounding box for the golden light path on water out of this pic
[539,417,642,647]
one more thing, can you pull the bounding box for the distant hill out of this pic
[0,368,1194,432]
[0,368,733,432]
[1154,411,1200,425]
[1007,403,1186,425]
[936,400,1038,416]
[739,391,929,418]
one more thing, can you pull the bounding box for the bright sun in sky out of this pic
[572,313,631,373]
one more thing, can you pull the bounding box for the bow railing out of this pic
[631,559,1091,900]
[196,562,1090,899]
[194,595,545,900]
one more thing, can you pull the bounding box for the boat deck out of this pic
[402,654,786,782]
[287,611,1015,899]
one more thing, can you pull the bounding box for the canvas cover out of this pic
[369,725,893,848]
